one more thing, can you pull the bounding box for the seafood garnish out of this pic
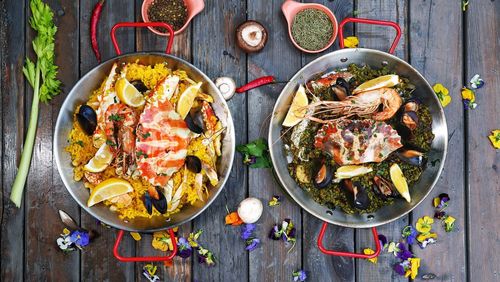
[93,63,120,147]
[306,71,353,92]
[314,119,403,165]
[149,75,180,102]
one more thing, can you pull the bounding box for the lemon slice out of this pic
[282,84,308,127]
[177,82,202,119]
[352,74,400,94]
[83,143,113,173]
[389,163,411,202]
[335,165,373,179]
[116,77,146,107]
[87,178,133,207]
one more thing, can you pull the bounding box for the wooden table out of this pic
[1,0,498,281]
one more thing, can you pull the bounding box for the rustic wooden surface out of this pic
[1,0,498,281]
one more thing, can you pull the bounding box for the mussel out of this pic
[401,100,420,131]
[144,192,153,214]
[373,175,398,199]
[313,162,333,189]
[152,187,168,214]
[144,187,168,214]
[130,80,149,93]
[186,155,202,173]
[185,110,204,134]
[342,179,370,210]
[397,149,425,166]
[331,77,351,101]
[76,104,97,135]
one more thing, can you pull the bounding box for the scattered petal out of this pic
[177,237,193,258]
[245,238,260,251]
[396,243,413,260]
[416,216,434,234]
[469,74,484,89]
[344,36,359,48]
[461,87,477,109]
[462,0,469,11]
[443,215,456,232]
[241,224,256,240]
[388,241,400,256]
[62,228,71,236]
[488,130,500,149]
[404,258,421,279]
[393,263,406,276]
[225,211,243,226]
[292,269,307,282]
[130,232,142,241]
[152,231,174,252]
[363,248,378,263]
[142,264,160,282]
[268,195,281,207]
[378,234,388,250]
[433,83,451,107]
[402,226,418,245]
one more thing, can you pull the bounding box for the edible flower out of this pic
[416,216,434,234]
[434,210,446,219]
[130,232,142,241]
[363,248,378,264]
[177,237,193,258]
[402,225,418,245]
[241,224,256,240]
[488,130,500,149]
[69,230,90,247]
[387,242,400,256]
[443,215,456,232]
[393,261,408,276]
[245,238,260,251]
[378,234,388,250]
[292,269,307,282]
[197,246,216,266]
[469,74,484,89]
[343,36,359,48]
[188,229,203,248]
[433,193,450,209]
[268,195,281,207]
[417,232,437,249]
[152,231,174,252]
[395,243,413,261]
[142,264,160,282]
[404,257,421,279]
[433,83,451,107]
[269,219,297,250]
[225,211,243,226]
[236,139,272,168]
[461,87,477,109]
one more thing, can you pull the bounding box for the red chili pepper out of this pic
[91,0,105,63]
[236,76,275,93]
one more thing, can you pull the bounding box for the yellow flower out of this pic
[433,83,451,107]
[63,228,71,236]
[363,248,377,264]
[344,36,359,48]
[130,232,142,241]
[488,130,500,149]
[416,216,434,234]
[461,87,475,102]
[152,231,174,252]
[404,258,421,279]
[417,232,437,243]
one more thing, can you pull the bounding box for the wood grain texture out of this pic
[79,1,136,281]
[410,1,466,281]
[301,1,356,282]
[191,0,248,281]
[0,0,26,281]
[355,1,409,281]
[466,0,500,281]
[134,1,193,281]
[247,1,302,281]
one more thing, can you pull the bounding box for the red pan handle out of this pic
[338,17,401,55]
[111,22,175,55]
[113,229,178,262]
[317,222,381,259]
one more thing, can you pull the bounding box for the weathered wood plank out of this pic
[301,1,356,282]
[410,1,466,281]
[247,1,302,281]
[134,1,193,281]
[191,1,248,281]
[466,0,500,281]
[355,1,409,281]
[24,0,80,280]
[79,1,136,281]
[0,0,26,281]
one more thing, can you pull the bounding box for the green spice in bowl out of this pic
[291,8,334,51]
[148,0,188,32]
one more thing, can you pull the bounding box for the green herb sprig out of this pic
[236,138,272,169]
[10,0,61,207]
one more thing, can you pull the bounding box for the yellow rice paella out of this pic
[66,62,223,220]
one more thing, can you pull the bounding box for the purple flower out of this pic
[396,243,413,260]
[393,263,406,276]
[434,210,446,219]
[418,238,437,249]
[245,238,260,251]
[292,269,307,281]
[402,226,418,245]
[177,237,193,258]
[378,234,387,249]
[69,230,90,247]
[243,155,257,165]
[241,224,256,240]
[269,224,282,240]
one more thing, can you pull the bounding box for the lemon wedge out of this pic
[335,165,373,179]
[282,84,308,127]
[116,77,146,107]
[87,178,133,207]
[83,143,113,173]
[177,82,202,119]
[352,74,399,94]
[389,163,411,202]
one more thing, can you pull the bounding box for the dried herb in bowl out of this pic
[148,0,188,32]
[291,8,333,51]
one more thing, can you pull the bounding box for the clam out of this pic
[342,179,370,210]
[313,162,333,189]
[397,149,425,166]
[76,104,97,135]
[373,175,398,199]
[186,155,202,173]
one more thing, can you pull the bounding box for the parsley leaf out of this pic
[237,138,272,169]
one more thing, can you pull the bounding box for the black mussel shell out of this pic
[152,187,168,214]
[373,175,398,199]
[186,155,202,173]
[313,163,333,189]
[402,111,419,130]
[331,77,351,101]
[342,180,370,210]
[76,105,97,135]
[144,192,153,215]
[131,80,149,93]
[185,113,204,134]
[397,149,425,166]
